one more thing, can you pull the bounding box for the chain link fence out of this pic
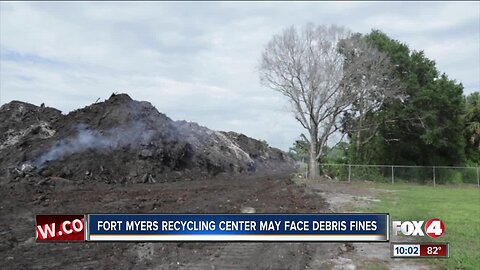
[314,164,480,187]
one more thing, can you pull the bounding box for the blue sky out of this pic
[1,2,479,151]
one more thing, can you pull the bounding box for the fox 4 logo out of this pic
[392,218,445,238]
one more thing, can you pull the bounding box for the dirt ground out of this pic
[0,173,439,269]
[1,172,347,270]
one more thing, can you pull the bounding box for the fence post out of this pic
[433,166,436,187]
[391,165,394,184]
[348,165,351,183]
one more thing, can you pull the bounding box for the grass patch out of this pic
[363,183,480,270]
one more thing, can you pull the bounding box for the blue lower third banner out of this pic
[86,214,389,242]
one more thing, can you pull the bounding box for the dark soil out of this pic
[0,94,345,269]
[0,173,343,269]
[1,93,294,184]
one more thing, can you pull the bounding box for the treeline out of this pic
[290,30,479,166]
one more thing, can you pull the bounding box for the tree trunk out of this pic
[309,139,320,179]
[354,114,364,163]
[355,130,362,162]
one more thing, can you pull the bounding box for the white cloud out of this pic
[364,2,478,34]
[1,1,479,151]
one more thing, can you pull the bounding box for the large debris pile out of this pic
[0,93,293,183]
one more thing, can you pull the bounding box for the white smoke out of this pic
[34,122,155,167]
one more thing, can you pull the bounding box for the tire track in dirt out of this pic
[177,242,342,270]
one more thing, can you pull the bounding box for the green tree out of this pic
[325,142,349,164]
[288,139,309,162]
[464,92,480,164]
[346,30,466,166]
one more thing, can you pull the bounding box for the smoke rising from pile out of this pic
[34,122,155,167]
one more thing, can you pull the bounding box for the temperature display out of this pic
[391,243,449,258]
[420,243,448,257]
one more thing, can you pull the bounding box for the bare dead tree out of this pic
[259,24,400,179]
[339,34,404,162]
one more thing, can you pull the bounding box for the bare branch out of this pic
[259,24,399,178]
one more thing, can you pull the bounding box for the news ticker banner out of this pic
[391,243,449,258]
[36,213,389,242]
